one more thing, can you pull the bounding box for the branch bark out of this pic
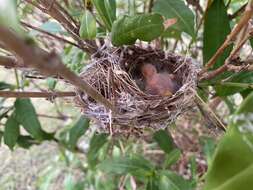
[0,56,21,68]
[0,91,76,98]
[229,3,247,19]
[201,0,253,74]
[21,21,82,49]
[24,0,97,54]
[0,26,115,111]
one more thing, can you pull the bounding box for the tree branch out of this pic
[0,26,115,111]
[0,91,76,98]
[200,55,253,81]
[148,0,154,13]
[186,0,204,14]
[24,0,97,54]
[229,3,247,19]
[37,113,74,120]
[201,0,253,73]
[0,56,22,68]
[21,21,82,49]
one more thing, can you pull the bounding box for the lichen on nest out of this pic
[75,45,199,135]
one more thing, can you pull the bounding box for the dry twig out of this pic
[0,91,76,98]
[21,21,81,49]
[201,0,253,73]
[200,0,253,80]
[0,26,114,111]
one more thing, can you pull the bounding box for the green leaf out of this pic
[111,13,164,46]
[153,129,175,154]
[0,131,3,145]
[68,116,89,150]
[203,0,233,96]
[189,156,197,182]
[87,133,108,168]
[38,168,61,190]
[79,11,97,40]
[203,0,231,69]
[153,0,195,38]
[200,137,216,166]
[163,148,181,168]
[104,0,116,23]
[4,112,20,149]
[162,28,182,39]
[98,155,154,178]
[64,175,75,190]
[0,107,11,122]
[0,82,14,90]
[147,175,160,190]
[159,170,192,190]
[46,77,57,90]
[29,21,65,37]
[236,91,253,114]
[91,0,116,31]
[215,72,253,97]
[204,92,253,190]
[40,21,64,34]
[250,38,253,49]
[62,46,86,73]
[240,89,252,99]
[17,135,39,149]
[14,99,45,140]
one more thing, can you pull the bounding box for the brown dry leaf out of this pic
[163,18,177,30]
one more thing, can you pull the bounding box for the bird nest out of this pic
[75,46,199,135]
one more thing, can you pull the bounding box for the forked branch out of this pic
[0,26,114,111]
[200,0,253,76]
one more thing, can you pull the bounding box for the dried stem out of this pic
[37,113,74,120]
[201,0,253,74]
[200,31,251,80]
[54,1,79,28]
[229,3,247,19]
[186,0,204,14]
[0,91,76,98]
[199,57,253,81]
[148,0,154,13]
[24,0,97,54]
[21,21,82,49]
[0,26,114,111]
[0,56,21,68]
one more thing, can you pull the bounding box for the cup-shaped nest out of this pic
[75,46,199,135]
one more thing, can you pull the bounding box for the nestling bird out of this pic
[141,64,180,96]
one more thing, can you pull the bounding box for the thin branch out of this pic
[186,0,204,14]
[37,113,74,120]
[199,64,228,80]
[0,91,76,98]
[194,89,226,131]
[0,26,114,111]
[55,1,79,28]
[148,0,154,13]
[37,0,77,33]
[21,21,82,49]
[24,0,97,54]
[0,56,21,68]
[229,3,247,19]
[200,28,252,80]
[227,62,253,72]
[226,0,232,8]
[201,0,253,73]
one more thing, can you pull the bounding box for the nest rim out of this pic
[75,45,199,135]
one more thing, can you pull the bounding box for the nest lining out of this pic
[75,46,199,135]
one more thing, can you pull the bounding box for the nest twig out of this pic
[75,46,199,135]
